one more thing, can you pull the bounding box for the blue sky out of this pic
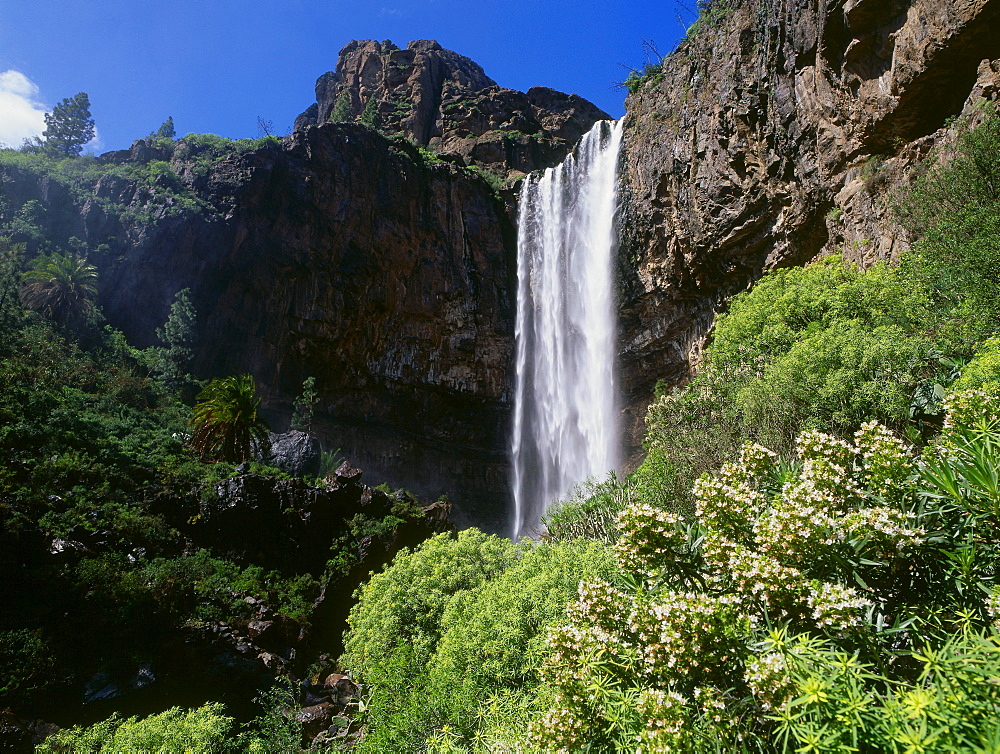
[0,0,691,152]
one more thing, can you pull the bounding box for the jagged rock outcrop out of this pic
[294,39,610,175]
[617,0,1000,460]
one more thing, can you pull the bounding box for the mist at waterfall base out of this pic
[510,119,625,540]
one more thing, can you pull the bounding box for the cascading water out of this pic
[511,119,624,540]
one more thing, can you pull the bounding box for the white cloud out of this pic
[0,70,47,149]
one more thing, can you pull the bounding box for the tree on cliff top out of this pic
[156,116,176,140]
[42,92,96,157]
[192,375,271,463]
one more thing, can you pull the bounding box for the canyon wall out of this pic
[3,10,999,525]
[617,0,1000,461]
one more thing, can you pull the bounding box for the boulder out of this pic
[262,431,321,477]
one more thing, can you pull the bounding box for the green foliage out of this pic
[42,92,95,157]
[315,447,344,479]
[330,91,353,123]
[344,533,615,752]
[464,165,506,195]
[0,148,214,233]
[542,472,632,542]
[36,703,233,752]
[290,375,318,432]
[533,398,1000,750]
[238,680,303,753]
[19,250,98,326]
[897,107,1000,336]
[153,287,197,391]
[0,629,56,704]
[156,115,176,139]
[636,256,943,516]
[344,530,514,677]
[191,374,271,463]
[360,97,382,130]
[625,61,665,94]
[952,337,1000,396]
[0,236,25,333]
[139,549,320,624]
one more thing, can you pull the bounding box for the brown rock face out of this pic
[617,0,1000,462]
[294,39,611,175]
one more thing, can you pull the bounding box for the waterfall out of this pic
[511,119,624,540]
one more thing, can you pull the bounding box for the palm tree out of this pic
[19,251,98,324]
[192,374,271,463]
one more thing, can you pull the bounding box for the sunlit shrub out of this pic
[532,394,1000,751]
[343,532,615,752]
[37,703,233,752]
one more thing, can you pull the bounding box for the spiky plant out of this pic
[19,251,98,324]
[191,374,271,463]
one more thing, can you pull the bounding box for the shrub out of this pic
[343,530,515,680]
[343,533,616,751]
[533,394,1000,750]
[37,703,233,752]
[897,106,1000,337]
[951,337,1000,397]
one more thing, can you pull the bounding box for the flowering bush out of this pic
[533,394,1000,751]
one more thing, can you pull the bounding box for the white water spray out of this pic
[511,119,624,540]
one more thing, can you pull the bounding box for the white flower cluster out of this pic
[691,423,922,628]
[615,504,685,578]
[534,421,930,750]
[745,650,791,711]
[986,590,1000,627]
[942,390,1000,436]
[806,581,873,629]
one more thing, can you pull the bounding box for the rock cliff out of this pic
[617,0,1000,460]
[2,10,997,526]
[0,41,618,531]
[294,39,610,175]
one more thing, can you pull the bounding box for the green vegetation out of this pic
[191,374,271,463]
[0,201,432,739]
[342,531,616,751]
[326,107,1000,750]
[290,375,319,432]
[41,92,96,157]
[330,91,353,123]
[533,401,1000,750]
[19,250,98,327]
[37,703,233,753]
[360,97,382,130]
[155,116,177,140]
[153,287,197,392]
[4,58,999,754]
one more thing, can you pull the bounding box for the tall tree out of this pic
[290,376,318,432]
[19,251,98,325]
[155,116,176,139]
[43,93,95,157]
[155,288,197,391]
[191,375,271,463]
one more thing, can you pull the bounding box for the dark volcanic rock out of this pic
[294,39,610,175]
[263,431,322,477]
[617,0,1000,464]
[0,122,517,531]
